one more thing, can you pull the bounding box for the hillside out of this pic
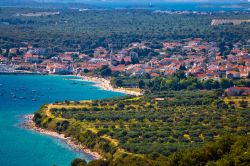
[33,90,250,165]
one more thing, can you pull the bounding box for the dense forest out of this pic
[0,8,250,54]
[34,90,250,165]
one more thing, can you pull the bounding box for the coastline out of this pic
[22,114,102,160]
[0,72,142,96]
[0,71,44,75]
[77,75,143,96]
[4,73,140,160]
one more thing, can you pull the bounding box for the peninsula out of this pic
[32,90,250,165]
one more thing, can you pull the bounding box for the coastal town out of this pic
[1,1,250,165]
[1,38,250,81]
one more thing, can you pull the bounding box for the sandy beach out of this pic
[37,74,142,96]
[78,75,143,96]
[22,114,102,160]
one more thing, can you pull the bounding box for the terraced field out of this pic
[34,91,250,165]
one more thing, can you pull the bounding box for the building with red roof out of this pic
[225,86,250,96]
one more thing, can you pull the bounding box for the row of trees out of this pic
[113,71,250,91]
[35,90,249,161]
[34,89,250,166]
[71,134,250,166]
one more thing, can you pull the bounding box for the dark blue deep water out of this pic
[0,74,124,166]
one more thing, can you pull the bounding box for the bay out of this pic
[0,74,124,166]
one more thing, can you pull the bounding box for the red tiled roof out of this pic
[151,73,160,77]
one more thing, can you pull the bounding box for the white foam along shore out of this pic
[22,114,102,160]
[76,75,143,96]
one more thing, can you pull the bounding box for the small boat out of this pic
[32,99,37,101]
[72,82,78,85]
[32,90,37,93]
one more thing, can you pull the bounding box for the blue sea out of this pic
[0,2,249,12]
[86,2,249,11]
[0,74,124,166]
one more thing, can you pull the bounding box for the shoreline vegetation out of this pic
[20,74,141,161]
[30,90,250,165]
[22,114,103,160]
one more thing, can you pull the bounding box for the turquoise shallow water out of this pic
[0,75,124,166]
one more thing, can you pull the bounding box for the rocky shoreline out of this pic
[19,75,141,162]
[22,114,102,160]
